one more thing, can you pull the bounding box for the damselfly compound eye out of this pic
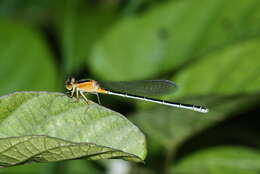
[66,84,73,90]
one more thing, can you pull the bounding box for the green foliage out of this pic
[0,92,146,167]
[0,0,260,173]
[132,94,260,150]
[173,39,260,98]
[0,20,59,96]
[172,146,260,174]
[89,0,260,80]
[57,0,118,74]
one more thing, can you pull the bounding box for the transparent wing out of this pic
[76,78,93,83]
[98,80,177,96]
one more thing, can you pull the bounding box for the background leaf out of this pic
[0,92,146,167]
[172,146,260,174]
[0,0,58,24]
[65,160,103,174]
[57,0,118,74]
[172,39,260,98]
[89,0,260,80]
[0,163,51,174]
[0,19,59,96]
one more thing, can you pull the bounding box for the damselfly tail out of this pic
[106,90,208,113]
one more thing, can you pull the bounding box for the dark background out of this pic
[0,0,260,173]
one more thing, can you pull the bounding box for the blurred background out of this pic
[0,0,260,173]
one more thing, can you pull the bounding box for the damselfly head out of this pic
[65,77,76,90]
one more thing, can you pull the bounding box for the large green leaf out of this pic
[0,92,146,167]
[172,146,260,174]
[0,19,59,96]
[194,0,260,57]
[172,39,260,99]
[89,0,260,80]
[131,94,260,149]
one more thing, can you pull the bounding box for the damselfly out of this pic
[65,77,208,113]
